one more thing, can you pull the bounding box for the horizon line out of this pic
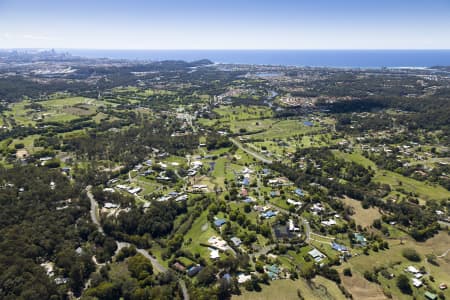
[3,48,450,51]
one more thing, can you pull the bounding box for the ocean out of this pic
[63,49,450,68]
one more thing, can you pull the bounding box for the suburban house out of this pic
[308,248,326,262]
[230,237,242,246]
[214,219,227,227]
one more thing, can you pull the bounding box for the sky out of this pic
[0,0,449,50]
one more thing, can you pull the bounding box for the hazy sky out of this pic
[0,0,449,49]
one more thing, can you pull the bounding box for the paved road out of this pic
[301,218,311,243]
[87,185,104,235]
[87,187,189,300]
[116,242,168,273]
[438,220,450,228]
[230,138,273,164]
[137,247,190,300]
[255,168,263,203]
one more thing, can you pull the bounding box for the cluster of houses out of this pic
[191,184,209,193]
[267,177,291,187]
[310,203,325,215]
[207,236,231,259]
[188,160,203,177]
[157,191,188,202]
[253,205,279,219]
[115,184,142,195]
[172,262,204,277]
[405,265,426,288]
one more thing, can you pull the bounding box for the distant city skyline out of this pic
[1,0,449,50]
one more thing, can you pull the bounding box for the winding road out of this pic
[86,186,189,300]
[87,185,104,235]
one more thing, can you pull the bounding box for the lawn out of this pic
[12,134,42,154]
[184,209,219,261]
[269,197,291,210]
[332,150,377,170]
[40,96,97,107]
[5,101,36,126]
[137,88,175,96]
[112,86,140,93]
[133,176,161,195]
[211,157,227,189]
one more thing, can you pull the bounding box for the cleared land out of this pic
[244,119,320,140]
[333,150,450,201]
[233,277,346,300]
[340,271,387,300]
[341,231,450,299]
[374,170,450,201]
[341,196,382,228]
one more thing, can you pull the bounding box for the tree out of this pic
[396,274,412,295]
[85,282,120,299]
[372,219,382,229]
[343,268,352,277]
[69,264,84,296]
[402,248,421,262]
[127,254,153,280]
[426,254,439,266]
[197,266,217,286]
[217,278,231,300]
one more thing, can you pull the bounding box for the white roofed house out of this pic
[104,202,119,209]
[287,199,302,207]
[127,187,142,194]
[308,248,326,262]
[237,274,251,284]
[288,219,300,232]
[321,219,337,226]
[209,248,220,259]
[230,237,242,246]
[310,202,325,215]
[406,266,419,274]
[412,278,423,287]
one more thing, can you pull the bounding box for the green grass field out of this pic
[229,119,276,134]
[184,209,218,261]
[233,276,346,300]
[214,105,273,121]
[244,119,321,140]
[5,97,104,125]
[333,150,450,201]
[374,170,450,201]
[332,150,377,169]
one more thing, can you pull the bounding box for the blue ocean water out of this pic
[64,49,450,68]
